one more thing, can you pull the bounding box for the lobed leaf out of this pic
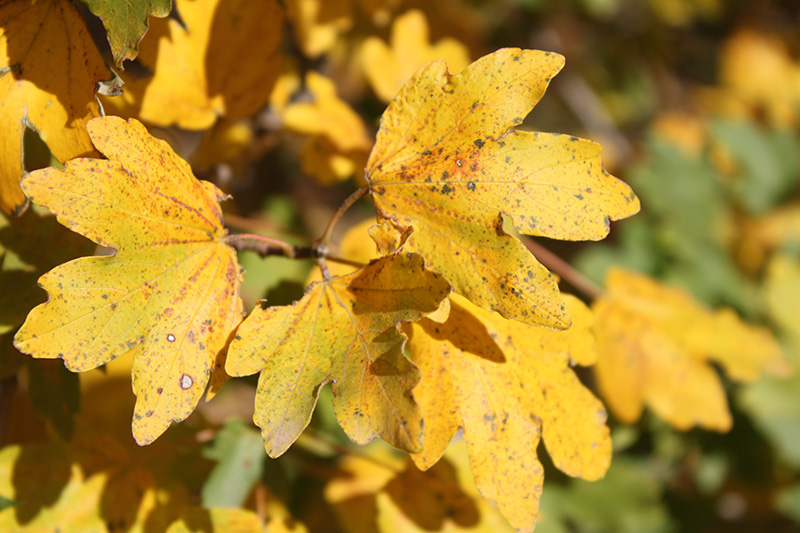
[79,0,171,67]
[405,293,610,531]
[14,116,244,445]
[226,253,450,457]
[593,268,788,431]
[0,0,110,214]
[101,0,284,130]
[365,48,639,327]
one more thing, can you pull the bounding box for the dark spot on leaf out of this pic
[474,139,485,149]
[467,181,476,191]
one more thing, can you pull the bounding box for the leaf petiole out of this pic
[524,237,603,299]
[316,186,370,246]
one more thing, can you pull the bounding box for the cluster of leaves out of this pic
[2,0,800,531]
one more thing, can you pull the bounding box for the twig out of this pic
[524,238,603,299]
[316,186,369,246]
[223,212,309,241]
[225,233,313,260]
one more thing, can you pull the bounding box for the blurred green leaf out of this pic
[201,420,266,508]
[709,118,799,215]
[538,458,675,533]
[776,483,800,524]
[738,374,800,469]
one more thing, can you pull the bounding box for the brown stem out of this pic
[524,238,603,299]
[317,186,369,246]
[225,233,313,260]
[326,253,367,269]
[223,212,308,241]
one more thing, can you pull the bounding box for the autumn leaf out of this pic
[325,441,514,532]
[0,0,110,214]
[593,268,787,431]
[365,48,639,327]
[405,293,610,531]
[14,116,244,445]
[361,9,470,103]
[226,252,450,457]
[79,0,171,67]
[282,71,373,184]
[0,207,94,334]
[285,0,353,58]
[101,0,283,130]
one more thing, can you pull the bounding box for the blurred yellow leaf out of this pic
[765,255,800,350]
[366,48,639,327]
[0,0,109,214]
[14,116,245,445]
[102,0,284,130]
[285,0,401,58]
[286,0,352,58]
[701,29,800,128]
[406,293,609,531]
[325,440,515,532]
[282,72,373,184]
[167,508,264,533]
[361,9,470,103]
[594,268,787,431]
[226,253,450,457]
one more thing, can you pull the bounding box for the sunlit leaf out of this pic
[406,293,610,531]
[79,0,171,67]
[365,48,639,327]
[361,9,470,103]
[282,72,373,184]
[594,268,787,431]
[102,0,284,130]
[226,253,450,457]
[0,0,110,213]
[14,116,245,445]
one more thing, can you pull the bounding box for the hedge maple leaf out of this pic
[226,253,450,457]
[0,0,109,214]
[405,293,610,532]
[102,0,284,130]
[594,268,787,431]
[365,48,639,328]
[14,116,244,445]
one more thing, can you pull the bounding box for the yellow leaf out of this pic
[718,29,800,128]
[406,293,609,531]
[282,72,373,184]
[365,48,639,327]
[325,440,515,532]
[102,0,284,130]
[766,255,800,351]
[226,253,450,457]
[167,508,264,533]
[593,268,786,432]
[14,116,245,445]
[0,0,109,214]
[285,0,353,58]
[361,9,470,103]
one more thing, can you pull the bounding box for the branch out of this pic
[225,233,314,260]
[524,238,603,300]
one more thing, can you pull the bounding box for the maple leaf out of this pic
[593,268,787,431]
[226,252,451,457]
[14,116,244,445]
[282,72,373,184]
[101,0,283,130]
[361,9,470,103]
[365,48,639,327]
[79,0,171,68]
[405,293,610,531]
[0,0,110,214]
[325,441,514,532]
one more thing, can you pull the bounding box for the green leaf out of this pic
[709,118,800,215]
[739,373,800,468]
[201,420,266,508]
[79,0,172,67]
